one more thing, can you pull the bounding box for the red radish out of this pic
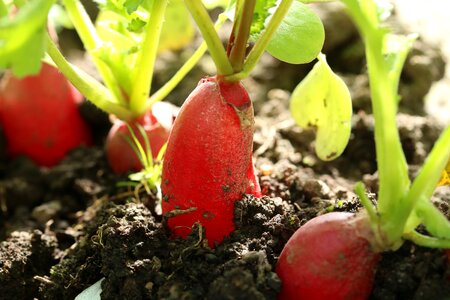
[276,212,380,300]
[105,102,177,173]
[161,76,261,247]
[0,63,92,167]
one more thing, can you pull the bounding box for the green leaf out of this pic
[158,0,194,52]
[0,0,55,77]
[249,0,277,37]
[266,1,324,64]
[124,0,143,14]
[127,17,146,32]
[290,54,352,160]
[224,0,276,35]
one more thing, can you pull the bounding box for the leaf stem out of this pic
[342,0,410,250]
[228,0,256,72]
[62,0,124,105]
[185,0,233,75]
[226,0,293,81]
[354,182,377,223]
[129,0,168,116]
[46,35,133,121]
[402,126,450,233]
[147,13,227,108]
[403,231,450,249]
[405,126,450,210]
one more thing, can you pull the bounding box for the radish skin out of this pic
[161,76,261,247]
[105,109,171,174]
[0,63,92,166]
[276,212,380,300]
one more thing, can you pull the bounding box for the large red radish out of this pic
[161,76,261,247]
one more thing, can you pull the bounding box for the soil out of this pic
[1,3,450,300]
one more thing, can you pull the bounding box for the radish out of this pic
[0,63,92,167]
[105,102,177,173]
[161,76,261,247]
[160,0,324,247]
[276,212,380,300]
[275,0,450,297]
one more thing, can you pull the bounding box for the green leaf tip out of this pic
[0,0,55,77]
[290,53,352,161]
[266,1,324,64]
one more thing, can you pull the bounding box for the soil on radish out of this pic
[1,4,450,299]
[1,108,449,299]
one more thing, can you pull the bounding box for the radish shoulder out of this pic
[276,212,380,300]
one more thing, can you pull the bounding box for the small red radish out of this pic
[161,76,261,247]
[0,63,92,167]
[105,103,175,173]
[276,212,380,300]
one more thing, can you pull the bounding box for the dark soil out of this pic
[1,3,450,300]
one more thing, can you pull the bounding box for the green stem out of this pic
[405,126,450,210]
[354,182,377,223]
[0,0,8,17]
[343,0,410,250]
[62,0,125,105]
[185,0,233,75]
[226,0,293,81]
[228,0,256,72]
[403,126,450,232]
[415,198,450,239]
[365,35,410,209]
[46,35,133,121]
[403,231,450,249]
[147,13,227,108]
[129,0,168,116]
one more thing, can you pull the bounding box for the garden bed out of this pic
[1,3,450,299]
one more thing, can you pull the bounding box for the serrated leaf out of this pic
[0,0,55,77]
[127,17,146,32]
[224,0,276,35]
[249,0,277,37]
[124,0,143,14]
[266,1,324,64]
[290,54,352,160]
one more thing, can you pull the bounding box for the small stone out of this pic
[303,179,331,199]
[31,201,61,224]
